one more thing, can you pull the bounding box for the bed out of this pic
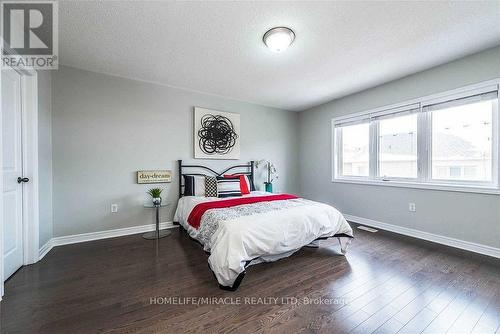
[173,160,353,290]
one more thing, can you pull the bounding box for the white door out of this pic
[2,69,24,280]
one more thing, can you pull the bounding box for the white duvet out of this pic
[174,192,353,288]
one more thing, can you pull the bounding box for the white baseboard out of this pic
[38,221,177,260]
[38,216,500,261]
[345,214,500,259]
[38,239,54,260]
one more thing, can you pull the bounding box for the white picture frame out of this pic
[194,107,240,160]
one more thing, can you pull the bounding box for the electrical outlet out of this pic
[408,202,416,212]
[111,204,118,213]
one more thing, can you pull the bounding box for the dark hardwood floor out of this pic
[1,225,499,334]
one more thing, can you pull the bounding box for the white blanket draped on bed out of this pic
[174,192,353,288]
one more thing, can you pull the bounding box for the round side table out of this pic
[143,202,170,240]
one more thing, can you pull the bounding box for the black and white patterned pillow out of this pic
[205,176,218,197]
[216,177,242,198]
[183,175,205,196]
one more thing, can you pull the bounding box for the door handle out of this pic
[17,177,29,183]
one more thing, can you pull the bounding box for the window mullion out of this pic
[417,108,430,182]
[369,120,379,180]
[493,99,499,188]
[337,128,343,178]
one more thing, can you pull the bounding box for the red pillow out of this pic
[224,174,250,195]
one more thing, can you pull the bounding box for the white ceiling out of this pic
[59,1,500,111]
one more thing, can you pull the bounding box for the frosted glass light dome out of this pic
[263,27,295,53]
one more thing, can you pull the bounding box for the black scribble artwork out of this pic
[198,114,238,155]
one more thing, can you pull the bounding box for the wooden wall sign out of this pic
[137,170,172,184]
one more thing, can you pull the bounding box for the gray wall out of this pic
[298,46,500,248]
[38,71,53,246]
[52,66,299,237]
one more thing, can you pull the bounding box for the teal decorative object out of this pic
[256,159,278,194]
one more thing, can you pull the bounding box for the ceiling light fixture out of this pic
[263,27,295,53]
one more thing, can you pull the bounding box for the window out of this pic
[429,98,494,183]
[378,113,418,178]
[338,123,369,177]
[332,82,500,193]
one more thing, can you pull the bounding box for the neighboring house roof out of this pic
[344,132,486,163]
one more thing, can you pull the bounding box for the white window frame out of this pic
[331,79,500,195]
[372,107,420,182]
[333,122,371,180]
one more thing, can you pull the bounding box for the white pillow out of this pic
[216,177,242,198]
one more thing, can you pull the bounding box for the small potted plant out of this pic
[256,159,278,193]
[147,187,163,206]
